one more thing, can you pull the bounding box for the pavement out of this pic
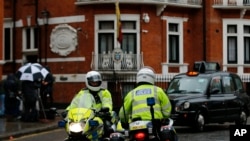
[0,109,64,140]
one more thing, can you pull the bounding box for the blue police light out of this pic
[58,120,66,127]
[89,120,99,126]
[147,97,155,106]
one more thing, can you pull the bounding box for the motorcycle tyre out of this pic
[159,129,178,141]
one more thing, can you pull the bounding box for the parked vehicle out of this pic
[58,107,117,141]
[110,97,178,141]
[166,61,250,131]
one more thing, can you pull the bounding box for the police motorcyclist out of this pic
[119,67,172,139]
[65,71,114,139]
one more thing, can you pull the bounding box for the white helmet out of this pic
[136,67,156,85]
[85,71,102,92]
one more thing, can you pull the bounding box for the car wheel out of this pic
[235,110,247,125]
[194,112,205,132]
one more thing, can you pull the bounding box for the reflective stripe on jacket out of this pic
[66,89,113,112]
[119,84,171,123]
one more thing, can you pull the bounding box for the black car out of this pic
[166,61,250,131]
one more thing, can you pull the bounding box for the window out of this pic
[22,27,39,63]
[121,21,137,54]
[98,20,137,54]
[223,20,250,68]
[4,28,12,61]
[3,19,13,61]
[227,25,237,64]
[165,17,185,64]
[23,27,39,51]
[210,77,222,93]
[168,23,180,63]
[98,21,114,54]
[95,14,140,70]
[222,76,235,93]
[233,75,244,92]
[244,25,250,63]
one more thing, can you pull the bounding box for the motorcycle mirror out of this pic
[147,97,155,106]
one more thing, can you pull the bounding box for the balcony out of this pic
[91,51,144,71]
[75,0,203,15]
[213,0,250,8]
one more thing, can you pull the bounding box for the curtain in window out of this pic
[227,37,237,63]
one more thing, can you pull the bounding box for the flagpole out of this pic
[115,0,127,125]
[115,0,122,48]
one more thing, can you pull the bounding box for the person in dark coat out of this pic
[21,80,40,122]
[3,74,22,122]
[40,66,54,109]
[0,80,6,117]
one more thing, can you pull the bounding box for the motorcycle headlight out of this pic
[69,122,84,133]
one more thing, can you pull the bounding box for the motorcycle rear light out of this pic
[135,132,146,141]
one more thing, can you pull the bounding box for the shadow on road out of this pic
[175,123,230,133]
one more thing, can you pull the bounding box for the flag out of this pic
[116,0,122,43]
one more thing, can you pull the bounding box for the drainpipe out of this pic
[202,0,206,61]
[12,0,17,72]
[35,0,41,64]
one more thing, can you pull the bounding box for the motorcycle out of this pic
[110,97,178,141]
[58,107,118,141]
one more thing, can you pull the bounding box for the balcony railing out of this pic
[75,0,202,15]
[213,0,250,8]
[75,0,203,7]
[91,51,144,71]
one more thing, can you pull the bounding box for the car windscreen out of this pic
[167,77,209,94]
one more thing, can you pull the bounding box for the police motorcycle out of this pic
[58,107,118,141]
[110,97,178,141]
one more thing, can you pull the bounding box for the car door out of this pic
[207,76,226,122]
[223,74,241,120]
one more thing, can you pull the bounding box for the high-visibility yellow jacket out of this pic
[119,84,171,123]
[66,88,113,113]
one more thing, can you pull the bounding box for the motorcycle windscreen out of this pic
[68,108,94,121]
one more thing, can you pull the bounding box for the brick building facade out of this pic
[2,0,250,109]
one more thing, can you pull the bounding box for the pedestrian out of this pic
[119,67,172,138]
[21,80,41,122]
[3,73,22,122]
[40,66,54,109]
[0,79,5,117]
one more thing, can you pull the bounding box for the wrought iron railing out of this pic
[75,0,203,7]
[91,52,144,71]
[213,0,250,7]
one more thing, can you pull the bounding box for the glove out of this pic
[121,122,129,129]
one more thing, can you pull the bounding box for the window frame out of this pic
[223,19,250,69]
[94,14,140,69]
[165,17,185,64]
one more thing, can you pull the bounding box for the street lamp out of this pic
[41,9,50,65]
[41,9,50,25]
